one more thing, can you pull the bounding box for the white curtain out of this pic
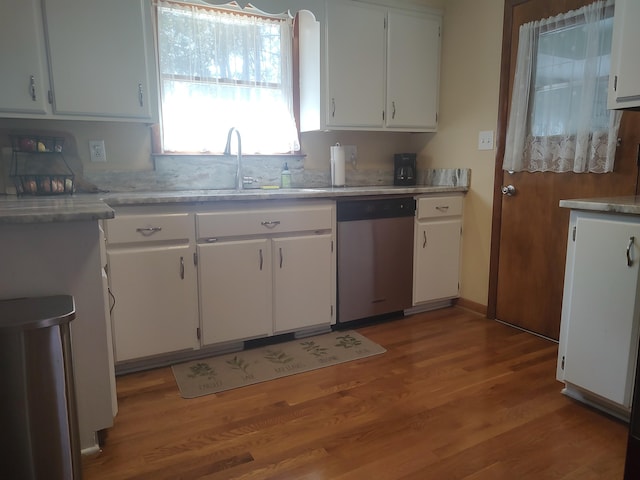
[503,0,621,173]
[156,0,300,154]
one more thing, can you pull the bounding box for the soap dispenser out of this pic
[281,162,291,188]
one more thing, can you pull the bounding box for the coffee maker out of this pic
[393,153,416,186]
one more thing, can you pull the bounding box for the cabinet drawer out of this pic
[106,213,194,244]
[416,195,463,220]
[197,205,333,239]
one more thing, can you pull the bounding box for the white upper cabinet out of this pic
[0,0,158,121]
[299,0,441,132]
[608,0,640,109]
[0,0,51,115]
[386,10,440,130]
[325,1,386,129]
[44,0,156,120]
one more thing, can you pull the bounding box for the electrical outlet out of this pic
[89,140,106,162]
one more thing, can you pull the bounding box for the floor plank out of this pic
[82,307,628,479]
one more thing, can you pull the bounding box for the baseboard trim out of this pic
[453,297,487,316]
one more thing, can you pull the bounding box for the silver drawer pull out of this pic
[136,227,162,236]
[435,206,450,212]
[627,236,635,267]
[261,220,281,229]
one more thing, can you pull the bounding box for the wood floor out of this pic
[82,307,628,479]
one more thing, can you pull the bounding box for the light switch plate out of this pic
[478,131,494,151]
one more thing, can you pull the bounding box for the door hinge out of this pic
[193,252,198,266]
[572,226,576,242]
[561,355,565,370]
[197,327,201,340]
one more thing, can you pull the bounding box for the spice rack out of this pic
[9,135,74,196]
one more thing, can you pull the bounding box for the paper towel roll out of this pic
[330,144,346,187]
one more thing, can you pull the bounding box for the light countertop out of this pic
[559,196,640,215]
[0,184,468,224]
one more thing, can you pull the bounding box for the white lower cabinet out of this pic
[273,234,333,333]
[105,209,199,364]
[413,194,463,305]
[196,201,336,346]
[197,239,272,345]
[557,210,640,417]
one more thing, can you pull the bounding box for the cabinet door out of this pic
[563,215,640,407]
[198,239,271,345]
[273,234,333,333]
[43,0,155,119]
[326,1,386,128]
[386,10,440,130]
[0,0,50,115]
[413,218,461,304]
[608,0,640,109]
[108,244,199,362]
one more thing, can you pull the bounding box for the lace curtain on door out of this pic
[503,0,621,173]
[156,0,300,154]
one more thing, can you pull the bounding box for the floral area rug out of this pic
[171,330,385,398]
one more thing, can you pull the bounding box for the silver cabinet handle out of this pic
[423,230,427,248]
[261,220,281,229]
[435,205,449,212]
[180,256,185,279]
[331,98,336,118]
[392,101,396,119]
[29,75,37,101]
[259,249,263,271]
[627,236,635,267]
[136,226,162,236]
[279,247,283,268]
[138,83,144,107]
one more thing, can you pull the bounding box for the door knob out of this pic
[501,185,516,196]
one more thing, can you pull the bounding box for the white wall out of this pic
[420,0,504,309]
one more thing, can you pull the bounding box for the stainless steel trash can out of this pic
[0,295,81,480]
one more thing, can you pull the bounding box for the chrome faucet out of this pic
[224,127,243,190]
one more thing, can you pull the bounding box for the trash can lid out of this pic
[0,295,76,331]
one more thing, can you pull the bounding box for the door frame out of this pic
[487,0,524,319]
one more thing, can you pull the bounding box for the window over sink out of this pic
[155,0,300,154]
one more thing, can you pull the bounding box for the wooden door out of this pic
[489,0,640,340]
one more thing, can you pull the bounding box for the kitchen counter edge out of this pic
[559,196,640,215]
[0,185,468,224]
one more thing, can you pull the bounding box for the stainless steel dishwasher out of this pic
[337,196,415,325]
